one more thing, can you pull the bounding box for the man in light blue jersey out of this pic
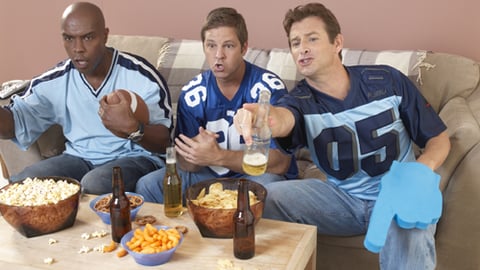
[0,2,172,194]
[234,3,450,269]
[136,7,297,203]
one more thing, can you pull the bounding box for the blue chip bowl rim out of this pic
[89,192,144,225]
[120,225,184,266]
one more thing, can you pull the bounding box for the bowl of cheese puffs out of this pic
[186,178,266,238]
[0,176,81,238]
[121,224,184,266]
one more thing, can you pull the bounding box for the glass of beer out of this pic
[242,89,272,176]
[242,136,270,176]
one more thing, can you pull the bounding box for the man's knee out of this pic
[81,168,112,195]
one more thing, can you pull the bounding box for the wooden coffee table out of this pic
[0,194,317,269]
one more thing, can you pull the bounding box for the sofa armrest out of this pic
[0,140,42,177]
[437,96,480,190]
[436,143,480,269]
[0,98,65,177]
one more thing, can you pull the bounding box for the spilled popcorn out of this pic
[216,259,260,270]
[81,230,108,240]
[93,244,106,253]
[42,229,112,264]
[217,259,243,270]
[81,233,91,240]
[91,230,108,238]
[78,245,91,254]
[48,238,58,245]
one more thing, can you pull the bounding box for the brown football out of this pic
[105,89,149,124]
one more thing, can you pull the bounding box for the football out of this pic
[105,89,149,124]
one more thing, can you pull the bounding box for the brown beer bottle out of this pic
[163,146,183,217]
[233,178,255,259]
[110,166,132,243]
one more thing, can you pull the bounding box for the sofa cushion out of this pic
[244,47,271,69]
[317,235,378,270]
[417,52,480,112]
[106,34,170,68]
[295,147,326,180]
[157,39,208,104]
[342,49,421,76]
[266,48,304,90]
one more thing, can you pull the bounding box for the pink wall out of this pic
[1,0,479,83]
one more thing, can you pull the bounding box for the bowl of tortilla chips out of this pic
[186,178,266,238]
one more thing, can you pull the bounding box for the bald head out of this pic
[61,2,105,31]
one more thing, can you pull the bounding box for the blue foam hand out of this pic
[364,160,442,253]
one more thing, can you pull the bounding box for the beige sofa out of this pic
[1,34,479,270]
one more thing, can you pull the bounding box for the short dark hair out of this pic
[200,7,248,49]
[283,3,341,45]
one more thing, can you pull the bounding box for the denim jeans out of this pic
[135,166,285,203]
[10,153,163,195]
[263,178,436,270]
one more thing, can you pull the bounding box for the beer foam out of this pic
[243,153,268,166]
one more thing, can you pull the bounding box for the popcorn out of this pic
[217,259,243,270]
[48,238,58,245]
[78,246,91,254]
[216,259,260,270]
[94,245,105,253]
[81,230,108,240]
[43,257,54,264]
[0,177,79,206]
[91,230,108,238]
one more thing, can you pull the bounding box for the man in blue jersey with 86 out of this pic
[136,7,296,203]
[234,3,450,269]
[0,2,172,194]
